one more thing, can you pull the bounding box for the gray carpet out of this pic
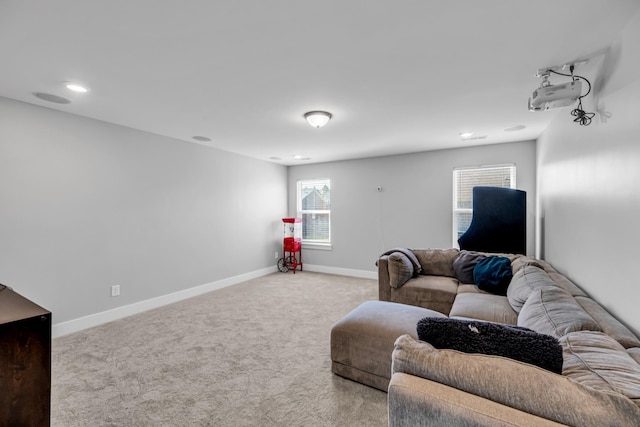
[52,272,387,426]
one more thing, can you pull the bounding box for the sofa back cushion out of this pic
[575,296,640,349]
[412,248,458,278]
[510,256,546,275]
[507,265,553,313]
[561,331,640,407]
[517,286,601,338]
[546,271,588,297]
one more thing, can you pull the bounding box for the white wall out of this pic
[537,9,640,335]
[0,98,287,330]
[288,140,536,274]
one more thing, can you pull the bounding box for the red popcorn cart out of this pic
[277,217,302,273]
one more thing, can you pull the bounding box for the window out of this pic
[297,178,331,245]
[452,164,516,246]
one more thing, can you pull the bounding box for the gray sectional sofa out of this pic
[331,249,640,426]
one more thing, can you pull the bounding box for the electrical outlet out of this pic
[274,251,279,259]
[111,285,120,297]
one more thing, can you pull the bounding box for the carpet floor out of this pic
[51,272,387,426]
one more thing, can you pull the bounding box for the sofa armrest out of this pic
[378,255,391,301]
[389,373,565,427]
[392,334,640,426]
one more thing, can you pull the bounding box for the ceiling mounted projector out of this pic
[528,74,582,112]
[527,61,594,125]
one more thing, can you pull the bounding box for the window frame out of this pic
[452,164,516,247]
[296,178,332,248]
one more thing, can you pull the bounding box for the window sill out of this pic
[302,242,333,251]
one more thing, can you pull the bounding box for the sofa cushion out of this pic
[387,252,414,288]
[449,293,518,325]
[561,331,640,406]
[547,271,588,297]
[517,286,601,338]
[455,283,491,294]
[628,348,640,365]
[390,275,458,315]
[510,256,546,275]
[508,257,587,297]
[452,250,486,284]
[392,334,640,426]
[507,265,553,313]
[416,317,563,373]
[574,296,640,349]
[412,248,458,278]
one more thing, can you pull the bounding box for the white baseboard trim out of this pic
[52,266,277,338]
[302,264,377,280]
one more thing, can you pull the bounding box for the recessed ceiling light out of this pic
[192,136,212,142]
[504,125,526,132]
[459,132,474,139]
[293,155,311,161]
[269,156,282,161]
[33,92,71,104]
[65,83,89,93]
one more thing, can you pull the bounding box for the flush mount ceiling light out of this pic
[192,135,212,142]
[33,92,71,104]
[504,125,526,132]
[304,111,332,128]
[65,83,89,93]
[459,131,488,141]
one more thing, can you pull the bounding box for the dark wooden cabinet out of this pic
[0,285,51,427]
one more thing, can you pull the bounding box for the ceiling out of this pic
[1,1,639,165]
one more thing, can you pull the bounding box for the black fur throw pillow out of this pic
[416,317,563,373]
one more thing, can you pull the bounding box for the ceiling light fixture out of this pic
[459,132,474,139]
[192,135,212,142]
[65,83,89,93]
[33,92,71,104]
[304,111,332,128]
